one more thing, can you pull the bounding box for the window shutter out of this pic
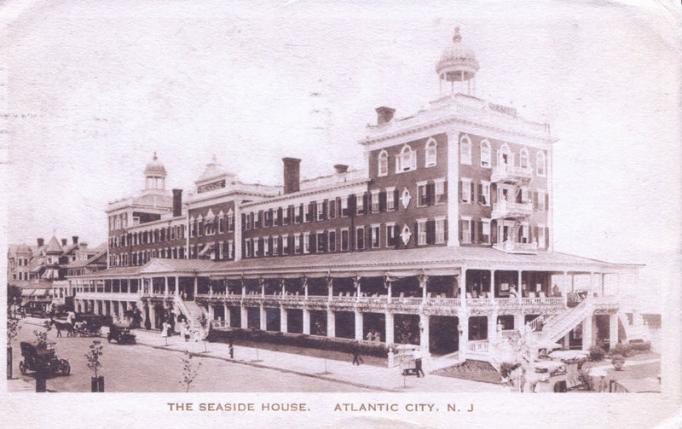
[471,182,476,204]
[367,227,372,248]
[348,194,356,216]
[545,193,549,210]
[491,221,498,243]
[393,189,400,210]
[363,192,369,214]
[379,191,387,212]
[491,186,497,205]
[329,200,335,218]
[478,183,483,204]
[276,208,282,226]
[458,180,463,201]
[426,183,435,206]
[323,200,328,219]
[444,219,448,242]
[427,220,435,244]
[545,227,549,248]
[458,220,463,242]
[478,220,483,243]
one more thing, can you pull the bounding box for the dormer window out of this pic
[536,151,546,176]
[378,150,389,177]
[480,140,491,168]
[460,135,472,165]
[425,138,438,167]
[396,145,416,173]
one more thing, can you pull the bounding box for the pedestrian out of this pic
[414,350,425,378]
[351,341,363,366]
[161,320,170,345]
[229,343,234,359]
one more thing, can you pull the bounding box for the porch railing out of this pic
[468,340,489,353]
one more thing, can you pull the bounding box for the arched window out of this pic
[425,138,438,167]
[396,145,416,173]
[460,135,472,165]
[536,151,546,176]
[378,150,389,176]
[497,143,512,167]
[520,147,529,169]
[480,140,491,168]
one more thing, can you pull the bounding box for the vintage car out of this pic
[74,313,112,337]
[19,341,71,376]
[107,324,136,344]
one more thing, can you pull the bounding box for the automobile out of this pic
[19,341,71,377]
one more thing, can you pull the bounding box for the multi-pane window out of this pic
[294,234,301,254]
[417,182,428,207]
[461,218,472,244]
[356,194,364,215]
[370,225,380,248]
[435,217,446,244]
[329,199,336,218]
[371,190,379,213]
[396,145,416,173]
[305,203,314,223]
[520,148,529,169]
[272,236,279,256]
[341,197,349,217]
[435,179,446,204]
[317,231,326,253]
[356,226,365,250]
[282,206,289,225]
[481,219,491,244]
[521,223,530,243]
[480,140,491,168]
[378,150,388,176]
[460,135,472,165]
[328,230,336,252]
[227,240,234,259]
[460,178,472,203]
[317,201,324,221]
[537,190,546,210]
[479,181,490,206]
[282,234,289,255]
[386,187,396,211]
[263,237,270,256]
[417,220,427,246]
[425,138,437,167]
[304,232,310,254]
[295,205,302,224]
[253,239,260,257]
[538,225,546,248]
[386,223,397,247]
[341,229,349,251]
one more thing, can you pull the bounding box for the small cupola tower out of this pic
[143,152,167,194]
[435,27,479,96]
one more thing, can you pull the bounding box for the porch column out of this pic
[488,311,498,345]
[241,280,246,297]
[385,311,394,344]
[164,276,169,296]
[489,270,495,303]
[609,312,618,350]
[601,273,606,296]
[354,276,362,301]
[175,276,180,297]
[302,277,308,298]
[419,313,430,354]
[208,304,215,321]
[280,279,286,296]
[385,276,392,303]
[149,304,157,329]
[514,312,524,332]
[224,303,230,327]
[354,310,363,340]
[418,274,427,302]
[327,277,333,301]
[326,310,335,337]
[458,313,469,361]
[280,307,288,333]
[193,276,198,297]
[517,271,523,303]
[260,278,265,297]
[139,302,147,327]
[581,314,593,351]
[459,268,467,308]
[259,305,266,330]
[240,305,248,329]
[302,309,311,335]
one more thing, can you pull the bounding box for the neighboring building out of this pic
[69,28,642,365]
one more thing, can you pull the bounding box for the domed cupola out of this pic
[195,155,236,194]
[435,27,479,95]
[143,152,167,194]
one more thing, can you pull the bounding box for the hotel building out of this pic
[68,28,640,364]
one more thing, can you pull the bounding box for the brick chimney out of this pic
[37,238,44,247]
[72,236,79,245]
[61,238,67,246]
[172,189,183,217]
[375,106,396,125]
[282,158,301,194]
[334,164,349,174]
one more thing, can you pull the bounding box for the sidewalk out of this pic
[132,329,505,393]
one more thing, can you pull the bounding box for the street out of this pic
[8,319,370,392]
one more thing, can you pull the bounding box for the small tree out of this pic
[7,319,20,345]
[179,351,201,392]
[85,340,104,379]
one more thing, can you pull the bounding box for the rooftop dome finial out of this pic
[453,26,462,44]
[153,151,158,161]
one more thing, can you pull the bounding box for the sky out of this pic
[2,0,680,307]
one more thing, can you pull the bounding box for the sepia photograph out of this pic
[1,1,681,428]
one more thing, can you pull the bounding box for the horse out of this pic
[50,318,74,338]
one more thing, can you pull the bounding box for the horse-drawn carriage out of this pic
[19,341,71,376]
[107,323,136,344]
[73,313,112,337]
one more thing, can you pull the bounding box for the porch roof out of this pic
[68,247,640,280]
